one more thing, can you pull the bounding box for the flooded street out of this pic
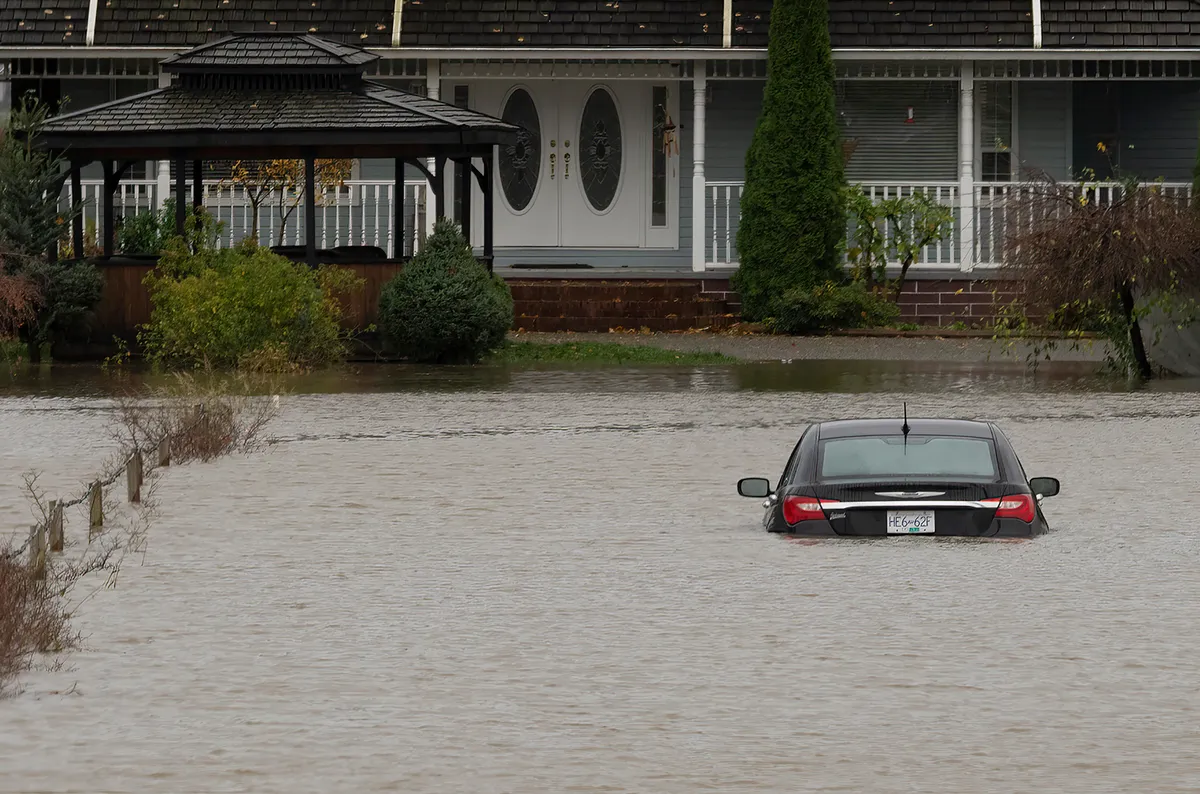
[3,361,1200,793]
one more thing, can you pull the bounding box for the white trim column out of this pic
[154,68,172,212]
[691,63,707,272]
[0,71,11,121]
[958,60,975,272]
[425,59,440,239]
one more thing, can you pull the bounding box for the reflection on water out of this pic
[4,357,1198,399]
[2,361,1200,793]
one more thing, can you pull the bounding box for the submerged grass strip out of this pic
[487,340,733,365]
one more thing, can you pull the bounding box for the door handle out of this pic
[564,152,571,179]
[549,152,556,179]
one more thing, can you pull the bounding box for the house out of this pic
[4,1,1200,325]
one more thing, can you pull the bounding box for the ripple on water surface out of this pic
[2,362,1200,793]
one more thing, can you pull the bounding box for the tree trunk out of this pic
[892,259,915,306]
[249,201,260,244]
[1119,280,1154,380]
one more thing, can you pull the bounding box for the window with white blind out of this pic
[977,82,1015,182]
[836,81,959,183]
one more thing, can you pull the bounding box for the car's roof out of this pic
[816,418,994,439]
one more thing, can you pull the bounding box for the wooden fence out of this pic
[16,411,194,579]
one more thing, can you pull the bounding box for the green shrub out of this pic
[378,220,513,364]
[732,0,846,321]
[19,258,103,357]
[768,281,900,335]
[1,95,99,361]
[140,239,361,370]
[0,94,78,261]
[118,199,223,255]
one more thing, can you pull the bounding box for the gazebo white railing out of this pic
[68,179,432,258]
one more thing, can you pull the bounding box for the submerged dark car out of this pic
[738,418,1059,538]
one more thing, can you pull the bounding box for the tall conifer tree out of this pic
[732,0,846,320]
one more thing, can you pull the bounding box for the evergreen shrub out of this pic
[732,0,847,321]
[378,220,513,364]
[769,281,900,334]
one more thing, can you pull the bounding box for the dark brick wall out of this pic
[895,279,1015,327]
[506,277,1010,332]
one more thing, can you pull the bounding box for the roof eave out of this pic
[38,128,518,153]
[5,45,1200,62]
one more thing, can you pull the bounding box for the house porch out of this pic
[6,52,1200,277]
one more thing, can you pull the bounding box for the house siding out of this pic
[1073,82,1200,181]
[1016,82,1072,181]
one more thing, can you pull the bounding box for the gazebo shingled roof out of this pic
[37,32,519,267]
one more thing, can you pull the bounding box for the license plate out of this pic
[886,510,935,534]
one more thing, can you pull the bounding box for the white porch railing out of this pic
[704,180,1195,270]
[67,179,431,258]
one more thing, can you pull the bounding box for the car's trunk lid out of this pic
[813,481,1002,537]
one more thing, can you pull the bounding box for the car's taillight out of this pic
[782,497,839,525]
[982,494,1036,523]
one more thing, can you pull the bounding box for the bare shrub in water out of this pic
[0,371,281,694]
[0,554,71,692]
[999,168,1200,378]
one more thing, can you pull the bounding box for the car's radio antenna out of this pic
[901,402,910,452]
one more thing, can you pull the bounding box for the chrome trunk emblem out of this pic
[875,491,945,499]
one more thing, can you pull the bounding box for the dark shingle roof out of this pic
[162,33,379,72]
[1042,0,1200,48]
[0,0,88,45]
[93,0,395,47]
[40,80,514,133]
[399,0,723,47]
[734,0,1035,48]
[6,0,1200,50]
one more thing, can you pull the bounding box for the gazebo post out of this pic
[70,164,84,260]
[101,160,115,258]
[483,153,494,273]
[434,156,446,221]
[304,154,317,267]
[192,160,203,210]
[394,158,406,258]
[173,155,186,237]
[457,157,471,244]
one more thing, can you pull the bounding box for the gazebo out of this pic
[36,33,519,269]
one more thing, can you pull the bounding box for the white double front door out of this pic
[466,80,678,250]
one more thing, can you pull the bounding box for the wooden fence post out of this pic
[126,450,143,503]
[88,480,104,537]
[48,499,64,552]
[157,436,171,468]
[29,524,46,580]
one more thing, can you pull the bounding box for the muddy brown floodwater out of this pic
[2,361,1200,793]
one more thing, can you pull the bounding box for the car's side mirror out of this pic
[738,477,773,498]
[1029,477,1060,498]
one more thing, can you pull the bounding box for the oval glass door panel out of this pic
[499,89,541,212]
[579,88,622,212]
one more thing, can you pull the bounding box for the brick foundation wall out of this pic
[895,279,1019,327]
[505,277,1019,332]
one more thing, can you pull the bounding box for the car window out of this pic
[818,435,998,480]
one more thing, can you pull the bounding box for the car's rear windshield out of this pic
[818,435,998,480]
